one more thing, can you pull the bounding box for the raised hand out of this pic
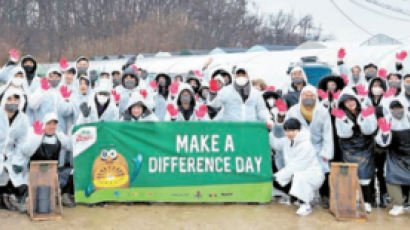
[40,78,50,90]
[33,120,45,135]
[377,117,392,133]
[361,106,375,117]
[331,108,345,119]
[111,90,120,103]
[195,104,208,118]
[275,99,287,113]
[59,85,72,99]
[166,103,178,117]
[337,48,346,60]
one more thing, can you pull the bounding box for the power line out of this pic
[329,0,374,36]
[350,0,410,22]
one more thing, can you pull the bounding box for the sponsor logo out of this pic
[220,192,233,197]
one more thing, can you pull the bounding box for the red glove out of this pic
[59,58,69,70]
[340,74,349,85]
[322,157,327,162]
[9,49,19,62]
[396,50,407,61]
[111,90,120,103]
[332,90,341,100]
[337,48,346,59]
[33,120,45,135]
[377,118,392,133]
[317,89,328,100]
[40,78,50,90]
[383,87,396,98]
[166,103,178,117]
[169,82,179,95]
[209,79,219,93]
[361,106,375,117]
[59,85,72,99]
[195,104,208,118]
[149,80,158,90]
[140,89,147,99]
[275,99,287,113]
[378,68,387,79]
[331,108,345,119]
[356,84,368,96]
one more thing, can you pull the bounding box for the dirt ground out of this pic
[0,202,408,230]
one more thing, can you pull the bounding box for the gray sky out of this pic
[251,0,410,43]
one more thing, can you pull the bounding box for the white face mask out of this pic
[371,87,383,96]
[11,77,24,87]
[267,98,275,107]
[235,77,248,87]
[96,94,109,104]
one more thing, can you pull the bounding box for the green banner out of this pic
[72,122,272,203]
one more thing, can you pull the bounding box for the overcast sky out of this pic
[250,0,410,43]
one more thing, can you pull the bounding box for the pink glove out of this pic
[9,49,19,62]
[131,64,138,72]
[59,85,72,99]
[337,48,346,59]
[396,50,407,61]
[111,90,120,103]
[33,120,45,135]
[265,86,275,92]
[149,80,158,90]
[317,89,328,100]
[140,89,147,99]
[166,104,178,117]
[40,78,50,90]
[332,90,341,100]
[378,68,387,79]
[356,84,368,96]
[59,58,69,70]
[377,118,392,133]
[383,87,396,98]
[361,106,375,117]
[331,108,345,119]
[275,99,287,113]
[195,104,208,118]
[209,79,219,93]
[193,70,203,78]
[169,82,179,95]
[340,74,349,85]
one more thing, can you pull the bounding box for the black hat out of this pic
[317,75,346,91]
[283,118,301,130]
[363,63,378,71]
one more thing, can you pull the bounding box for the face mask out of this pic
[405,84,410,93]
[302,98,315,107]
[77,67,88,75]
[96,94,109,104]
[158,80,166,87]
[113,78,121,87]
[267,98,275,107]
[292,77,304,85]
[391,110,404,120]
[180,95,191,104]
[352,74,360,82]
[365,70,376,80]
[389,81,401,89]
[202,90,209,98]
[327,85,336,91]
[5,103,18,113]
[124,79,136,89]
[49,79,61,88]
[11,78,24,87]
[235,77,248,87]
[371,87,383,96]
[23,65,34,73]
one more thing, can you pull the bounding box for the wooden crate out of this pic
[27,161,62,221]
[329,162,367,221]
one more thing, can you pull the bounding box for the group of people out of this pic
[0,48,408,217]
